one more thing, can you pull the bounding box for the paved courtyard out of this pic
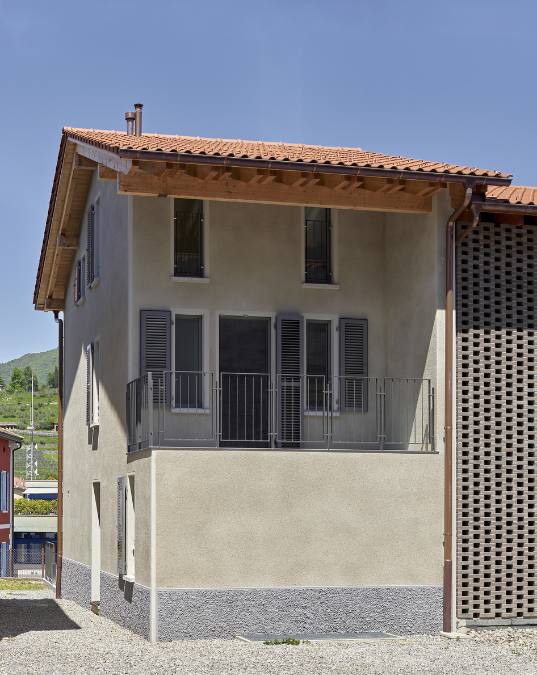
[1,589,537,674]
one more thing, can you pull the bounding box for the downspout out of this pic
[53,310,63,598]
[443,186,472,634]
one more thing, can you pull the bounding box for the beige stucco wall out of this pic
[155,449,443,588]
[62,173,151,587]
[62,184,448,592]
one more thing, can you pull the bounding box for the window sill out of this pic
[302,282,340,290]
[170,275,210,284]
[75,297,85,307]
[122,574,135,583]
[171,407,210,415]
[89,277,100,290]
[304,410,341,417]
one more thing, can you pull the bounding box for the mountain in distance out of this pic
[0,348,58,387]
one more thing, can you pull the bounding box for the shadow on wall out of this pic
[0,599,80,639]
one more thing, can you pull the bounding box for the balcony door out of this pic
[219,316,270,447]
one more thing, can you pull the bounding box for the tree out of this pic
[0,375,4,389]
[9,367,25,392]
[47,366,59,389]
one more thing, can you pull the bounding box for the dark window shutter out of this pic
[339,318,368,411]
[87,204,95,285]
[140,310,171,405]
[276,313,303,446]
[0,543,7,577]
[0,471,7,512]
[117,476,126,575]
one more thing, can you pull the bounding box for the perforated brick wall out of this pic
[456,219,537,620]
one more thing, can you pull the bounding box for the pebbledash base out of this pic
[60,558,441,641]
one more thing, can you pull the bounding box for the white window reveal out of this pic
[86,342,99,428]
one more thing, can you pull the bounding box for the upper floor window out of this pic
[305,207,331,284]
[174,199,203,277]
[87,201,99,286]
[74,256,86,304]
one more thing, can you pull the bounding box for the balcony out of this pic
[127,372,434,453]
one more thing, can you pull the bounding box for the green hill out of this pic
[0,348,58,388]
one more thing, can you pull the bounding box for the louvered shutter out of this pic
[117,476,126,575]
[91,342,99,427]
[140,310,171,406]
[87,205,95,285]
[276,313,303,447]
[339,318,368,412]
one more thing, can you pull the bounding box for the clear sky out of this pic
[0,0,535,362]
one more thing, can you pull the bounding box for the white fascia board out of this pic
[75,141,132,175]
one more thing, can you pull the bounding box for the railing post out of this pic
[269,375,276,448]
[147,373,154,447]
[325,377,332,451]
[377,379,386,450]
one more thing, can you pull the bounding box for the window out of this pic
[87,202,99,286]
[74,256,86,304]
[174,199,203,277]
[86,342,99,427]
[0,471,8,512]
[305,207,331,283]
[174,315,203,408]
[306,320,331,411]
[125,475,135,580]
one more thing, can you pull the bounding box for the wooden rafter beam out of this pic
[98,164,117,180]
[118,165,433,213]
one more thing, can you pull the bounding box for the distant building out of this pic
[0,427,23,576]
[23,480,57,501]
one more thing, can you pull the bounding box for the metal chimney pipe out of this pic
[134,103,143,136]
[125,112,135,135]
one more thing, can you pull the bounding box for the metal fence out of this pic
[127,372,434,452]
[44,542,56,585]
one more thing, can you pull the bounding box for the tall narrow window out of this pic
[87,202,99,286]
[306,320,331,411]
[0,471,8,512]
[174,315,203,408]
[305,207,331,284]
[86,342,99,428]
[174,199,203,277]
[74,256,86,304]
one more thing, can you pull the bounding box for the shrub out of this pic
[14,499,57,515]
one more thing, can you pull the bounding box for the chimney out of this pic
[124,111,135,135]
[134,103,143,136]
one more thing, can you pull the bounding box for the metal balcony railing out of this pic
[127,372,434,453]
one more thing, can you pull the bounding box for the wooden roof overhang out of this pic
[34,132,512,311]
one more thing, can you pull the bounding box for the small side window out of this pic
[74,257,86,304]
[87,202,99,286]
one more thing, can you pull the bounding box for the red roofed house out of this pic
[0,427,22,576]
[33,103,537,640]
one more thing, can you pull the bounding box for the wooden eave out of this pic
[34,139,97,310]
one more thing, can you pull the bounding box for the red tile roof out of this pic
[486,185,537,206]
[65,127,511,179]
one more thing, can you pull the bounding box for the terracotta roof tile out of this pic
[486,185,537,206]
[64,127,510,179]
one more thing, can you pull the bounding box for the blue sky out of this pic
[0,0,535,363]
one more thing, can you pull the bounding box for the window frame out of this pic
[87,197,100,289]
[303,314,338,415]
[0,470,8,513]
[86,341,99,428]
[303,207,333,285]
[170,198,209,282]
[171,309,210,413]
[74,255,86,305]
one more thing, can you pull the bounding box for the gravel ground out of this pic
[2,589,537,674]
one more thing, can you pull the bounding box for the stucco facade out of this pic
[58,167,449,638]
